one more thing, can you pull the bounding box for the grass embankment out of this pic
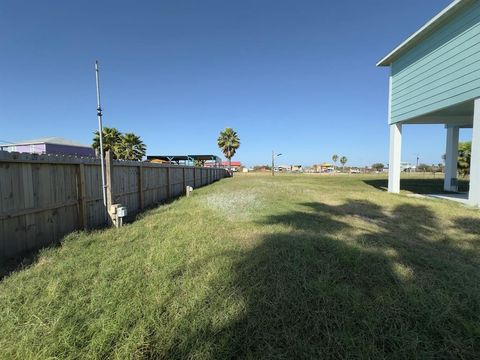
[1,174,480,359]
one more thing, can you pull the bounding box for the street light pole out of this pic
[272,151,282,176]
[272,150,274,176]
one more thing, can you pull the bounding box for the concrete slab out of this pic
[427,193,469,204]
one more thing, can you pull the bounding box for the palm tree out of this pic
[194,159,206,167]
[217,128,240,171]
[93,127,122,159]
[116,133,146,161]
[332,154,338,170]
[340,156,348,171]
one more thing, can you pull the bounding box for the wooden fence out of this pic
[0,150,228,257]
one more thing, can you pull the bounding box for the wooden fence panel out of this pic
[0,161,80,256]
[171,167,184,198]
[113,165,141,216]
[84,164,105,228]
[185,168,194,188]
[143,166,169,208]
[0,151,227,257]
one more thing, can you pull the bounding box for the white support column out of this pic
[388,123,402,193]
[469,98,480,206]
[444,125,459,192]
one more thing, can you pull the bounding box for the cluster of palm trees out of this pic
[217,128,240,170]
[93,127,146,161]
[332,154,348,171]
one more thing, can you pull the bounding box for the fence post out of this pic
[166,166,171,199]
[183,167,186,194]
[105,150,114,225]
[77,163,88,230]
[138,163,144,210]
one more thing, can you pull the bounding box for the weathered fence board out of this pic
[0,151,228,257]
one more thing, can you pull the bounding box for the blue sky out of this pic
[0,0,469,167]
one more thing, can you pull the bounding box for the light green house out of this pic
[378,0,480,206]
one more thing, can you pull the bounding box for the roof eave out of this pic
[376,0,470,67]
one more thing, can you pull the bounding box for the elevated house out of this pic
[378,0,480,206]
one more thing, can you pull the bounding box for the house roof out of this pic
[377,0,473,67]
[10,137,92,148]
[220,161,241,166]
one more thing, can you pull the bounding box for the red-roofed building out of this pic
[205,161,242,171]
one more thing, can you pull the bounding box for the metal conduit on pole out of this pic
[95,60,108,222]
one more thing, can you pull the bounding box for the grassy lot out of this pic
[1,174,480,359]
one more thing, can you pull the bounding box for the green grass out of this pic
[1,174,480,359]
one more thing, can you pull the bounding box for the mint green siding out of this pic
[390,1,480,123]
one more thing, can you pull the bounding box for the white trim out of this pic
[377,0,470,67]
[388,73,392,123]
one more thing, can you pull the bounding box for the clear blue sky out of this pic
[1,0,469,167]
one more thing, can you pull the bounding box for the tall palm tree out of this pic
[332,154,338,170]
[340,156,348,171]
[93,127,122,159]
[116,133,146,161]
[217,128,240,171]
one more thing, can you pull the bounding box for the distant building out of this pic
[314,163,334,173]
[276,165,303,172]
[205,161,242,171]
[147,155,221,166]
[277,165,291,172]
[0,137,95,157]
[400,162,415,172]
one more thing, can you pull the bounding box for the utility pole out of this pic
[95,60,107,222]
[416,154,420,172]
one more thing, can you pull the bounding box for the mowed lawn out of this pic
[1,174,480,359]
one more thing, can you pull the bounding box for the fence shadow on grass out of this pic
[364,178,470,194]
[0,249,49,281]
[160,199,480,358]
